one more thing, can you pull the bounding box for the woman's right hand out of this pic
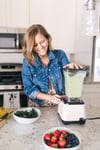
[46,94,66,104]
[36,92,66,104]
[46,94,61,104]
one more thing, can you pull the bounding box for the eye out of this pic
[34,44,37,47]
[40,39,45,44]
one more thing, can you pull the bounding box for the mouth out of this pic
[39,48,46,53]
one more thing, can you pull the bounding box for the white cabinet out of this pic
[7,0,29,28]
[0,0,29,28]
[29,0,77,53]
[0,0,6,26]
[0,0,93,56]
[73,0,93,67]
[0,0,80,53]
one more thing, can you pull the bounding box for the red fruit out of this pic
[61,130,67,137]
[50,133,54,137]
[61,130,67,135]
[57,140,67,148]
[53,130,60,138]
[44,133,51,141]
[59,134,66,140]
[51,143,58,148]
[51,136,57,143]
[55,129,60,133]
[47,142,52,147]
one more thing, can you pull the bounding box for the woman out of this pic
[22,24,83,107]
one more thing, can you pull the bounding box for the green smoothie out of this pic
[63,69,86,98]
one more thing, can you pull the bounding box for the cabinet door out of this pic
[29,0,77,53]
[74,0,93,66]
[0,0,6,26]
[6,0,29,28]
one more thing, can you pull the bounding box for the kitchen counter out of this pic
[0,104,100,150]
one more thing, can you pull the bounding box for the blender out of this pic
[57,68,87,124]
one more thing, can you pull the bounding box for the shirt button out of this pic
[51,76,53,79]
[48,69,51,71]
[34,74,37,77]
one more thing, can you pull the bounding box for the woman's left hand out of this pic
[63,62,84,69]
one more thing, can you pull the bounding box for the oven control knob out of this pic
[15,85,18,89]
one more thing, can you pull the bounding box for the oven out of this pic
[0,63,28,108]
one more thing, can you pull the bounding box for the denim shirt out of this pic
[21,49,70,106]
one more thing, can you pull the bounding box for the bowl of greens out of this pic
[13,107,41,124]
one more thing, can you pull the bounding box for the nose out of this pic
[38,43,43,50]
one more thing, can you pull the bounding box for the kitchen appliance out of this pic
[0,27,25,53]
[0,33,24,52]
[0,27,27,108]
[57,68,87,124]
[0,63,28,108]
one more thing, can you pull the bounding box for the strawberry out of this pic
[53,129,60,138]
[59,134,66,140]
[61,130,67,135]
[55,129,60,134]
[57,139,67,148]
[50,133,54,137]
[47,142,52,147]
[51,143,58,148]
[51,136,57,143]
[44,133,51,141]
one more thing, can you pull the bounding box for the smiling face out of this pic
[22,24,52,64]
[33,33,49,58]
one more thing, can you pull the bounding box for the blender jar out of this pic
[63,68,86,98]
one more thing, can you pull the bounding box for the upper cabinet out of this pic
[0,0,29,28]
[0,0,78,53]
[29,0,77,53]
[0,0,6,26]
[7,0,29,28]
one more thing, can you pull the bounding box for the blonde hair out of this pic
[22,24,53,64]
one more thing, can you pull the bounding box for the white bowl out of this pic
[42,127,81,150]
[13,107,41,124]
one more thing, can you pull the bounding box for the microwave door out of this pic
[0,37,16,49]
[0,33,16,49]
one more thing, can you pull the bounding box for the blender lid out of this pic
[64,68,87,72]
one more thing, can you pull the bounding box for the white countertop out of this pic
[0,105,100,150]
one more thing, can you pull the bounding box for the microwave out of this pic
[0,33,24,52]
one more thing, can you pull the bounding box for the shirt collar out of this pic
[34,49,55,68]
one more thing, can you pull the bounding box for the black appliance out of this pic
[0,63,28,108]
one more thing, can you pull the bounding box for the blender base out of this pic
[57,112,86,125]
[57,98,86,125]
